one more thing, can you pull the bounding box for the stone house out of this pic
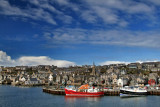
[106,66,114,73]
[19,75,28,82]
[89,76,96,82]
[0,66,4,72]
[137,77,146,87]
[129,79,136,86]
[25,78,39,85]
[142,62,158,71]
[67,80,72,85]
[72,80,82,86]
[112,78,118,86]
[31,66,38,71]
[148,73,158,81]
[56,74,62,83]
[100,73,108,80]
[6,67,15,73]
[69,75,74,82]
[11,76,18,85]
[114,68,120,74]
[0,74,3,84]
[63,75,69,81]
[128,63,142,69]
[15,66,28,71]
[111,72,118,80]
[105,77,112,86]
[7,75,11,80]
[129,75,137,86]
[151,67,160,72]
[120,69,127,75]
[32,73,38,78]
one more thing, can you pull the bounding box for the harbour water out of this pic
[0,85,160,107]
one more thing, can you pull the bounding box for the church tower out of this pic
[92,62,96,76]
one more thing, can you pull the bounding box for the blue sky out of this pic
[0,0,160,67]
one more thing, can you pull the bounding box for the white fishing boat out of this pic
[120,86,147,97]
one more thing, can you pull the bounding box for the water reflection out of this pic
[65,96,102,103]
[121,96,147,100]
[120,96,147,107]
[1,85,160,107]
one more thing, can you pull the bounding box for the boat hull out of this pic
[65,88,104,96]
[120,89,147,97]
[120,93,146,97]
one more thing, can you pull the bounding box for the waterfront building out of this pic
[128,63,142,69]
[0,74,3,84]
[112,78,118,86]
[136,77,146,87]
[67,80,72,85]
[117,78,123,87]
[25,78,39,85]
[1,61,160,88]
[19,76,27,82]
[0,66,4,72]
[49,74,53,82]
[142,62,160,71]
[106,66,114,73]
[15,66,28,71]
[56,74,62,84]
[151,67,160,72]
[148,73,157,81]
[120,69,127,75]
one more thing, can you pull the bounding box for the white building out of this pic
[48,74,53,82]
[117,78,123,87]
[20,77,26,82]
[0,75,3,84]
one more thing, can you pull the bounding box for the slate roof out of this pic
[30,78,38,81]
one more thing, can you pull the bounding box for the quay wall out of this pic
[43,88,65,95]
[43,88,160,96]
[104,90,120,96]
[43,88,120,96]
[148,90,160,95]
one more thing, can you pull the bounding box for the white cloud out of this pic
[44,28,160,48]
[147,0,160,5]
[0,51,15,65]
[93,6,119,24]
[80,10,97,23]
[18,56,75,67]
[100,61,130,65]
[0,0,57,25]
[28,0,73,24]
[0,0,158,26]
[80,0,155,26]
[29,0,60,14]
[127,2,153,14]
[55,0,79,11]
[0,50,75,67]
[0,0,75,25]
[136,60,159,64]
[84,0,154,14]
[100,60,160,65]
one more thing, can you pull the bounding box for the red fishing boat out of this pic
[65,84,104,96]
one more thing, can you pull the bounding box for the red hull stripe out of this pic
[65,88,104,96]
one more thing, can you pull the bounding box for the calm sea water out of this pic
[0,85,160,107]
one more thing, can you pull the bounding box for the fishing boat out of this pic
[120,86,147,97]
[65,84,104,96]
